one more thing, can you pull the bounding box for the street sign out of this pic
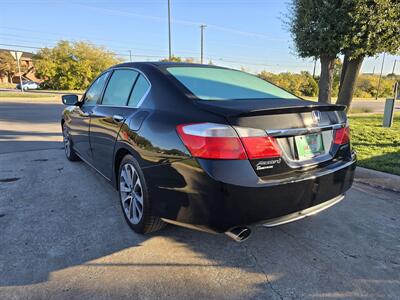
[9,51,24,92]
[10,51,23,61]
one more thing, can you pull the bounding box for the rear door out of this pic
[90,68,151,179]
[68,71,110,162]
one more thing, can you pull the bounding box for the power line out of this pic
[72,4,283,41]
[0,43,42,50]
[0,42,315,68]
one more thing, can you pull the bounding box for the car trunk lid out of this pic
[194,98,349,176]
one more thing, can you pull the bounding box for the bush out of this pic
[258,70,397,99]
[258,71,319,97]
[0,82,16,89]
[354,74,396,98]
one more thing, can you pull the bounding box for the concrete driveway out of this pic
[0,98,399,300]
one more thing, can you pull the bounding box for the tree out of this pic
[159,56,196,63]
[0,51,26,83]
[288,0,351,103]
[34,41,119,90]
[289,0,400,110]
[337,0,400,109]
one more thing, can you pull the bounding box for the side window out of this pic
[84,72,109,105]
[128,74,150,107]
[102,69,139,106]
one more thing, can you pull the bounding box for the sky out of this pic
[1,0,398,75]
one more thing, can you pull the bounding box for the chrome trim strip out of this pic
[94,105,137,109]
[262,194,345,227]
[266,123,344,137]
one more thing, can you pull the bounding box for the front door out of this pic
[68,71,110,162]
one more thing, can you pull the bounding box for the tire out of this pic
[118,155,166,234]
[62,123,80,161]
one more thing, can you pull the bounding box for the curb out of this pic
[355,167,400,193]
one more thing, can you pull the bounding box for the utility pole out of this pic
[200,24,207,64]
[129,50,132,62]
[168,0,172,60]
[312,58,317,78]
[392,59,397,74]
[376,52,386,100]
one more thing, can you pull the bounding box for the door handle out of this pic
[113,115,125,123]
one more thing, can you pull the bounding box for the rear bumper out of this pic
[144,154,356,234]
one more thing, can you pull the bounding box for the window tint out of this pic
[167,67,298,100]
[128,75,150,107]
[85,72,109,105]
[102,69,139,106]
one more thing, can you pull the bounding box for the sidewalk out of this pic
[355,166,400,193]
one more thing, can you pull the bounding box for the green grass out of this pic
[0,92,55,98]
[0,82,17,89]
[46,89,84,94]
[348,107,373,114]
[349,113,400,175]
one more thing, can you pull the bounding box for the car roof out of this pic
[111,61,229,70]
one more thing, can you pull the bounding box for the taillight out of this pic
[334,126,350,145]
[240,136,281,159]
[234,126,281,159]
[176,123,247,159]
[176,123,281,160]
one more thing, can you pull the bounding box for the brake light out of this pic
[176,123,281,160]
[241,136,281,159]
[334,126,350,145]
[176,123,247,159]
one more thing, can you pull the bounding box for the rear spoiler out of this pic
[235,104,346,117]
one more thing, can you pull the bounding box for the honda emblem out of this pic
[311,110,321,124]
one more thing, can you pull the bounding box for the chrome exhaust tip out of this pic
[225,226,251,242]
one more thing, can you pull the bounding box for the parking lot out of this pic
[1,98,399,299]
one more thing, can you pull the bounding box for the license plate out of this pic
[295,133,324,159]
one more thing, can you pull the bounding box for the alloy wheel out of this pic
[119,163,144,224]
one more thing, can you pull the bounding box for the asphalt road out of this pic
[1,98,399,300]
[0,100,63,154]
[351,100,400,113]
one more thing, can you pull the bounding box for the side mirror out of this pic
[62,94,79,106]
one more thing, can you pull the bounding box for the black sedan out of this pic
[61,62,356,241]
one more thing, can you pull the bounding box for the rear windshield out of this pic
[167,66,298,100]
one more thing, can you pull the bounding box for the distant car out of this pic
[61,62,356,242]
[16,81,40,90]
